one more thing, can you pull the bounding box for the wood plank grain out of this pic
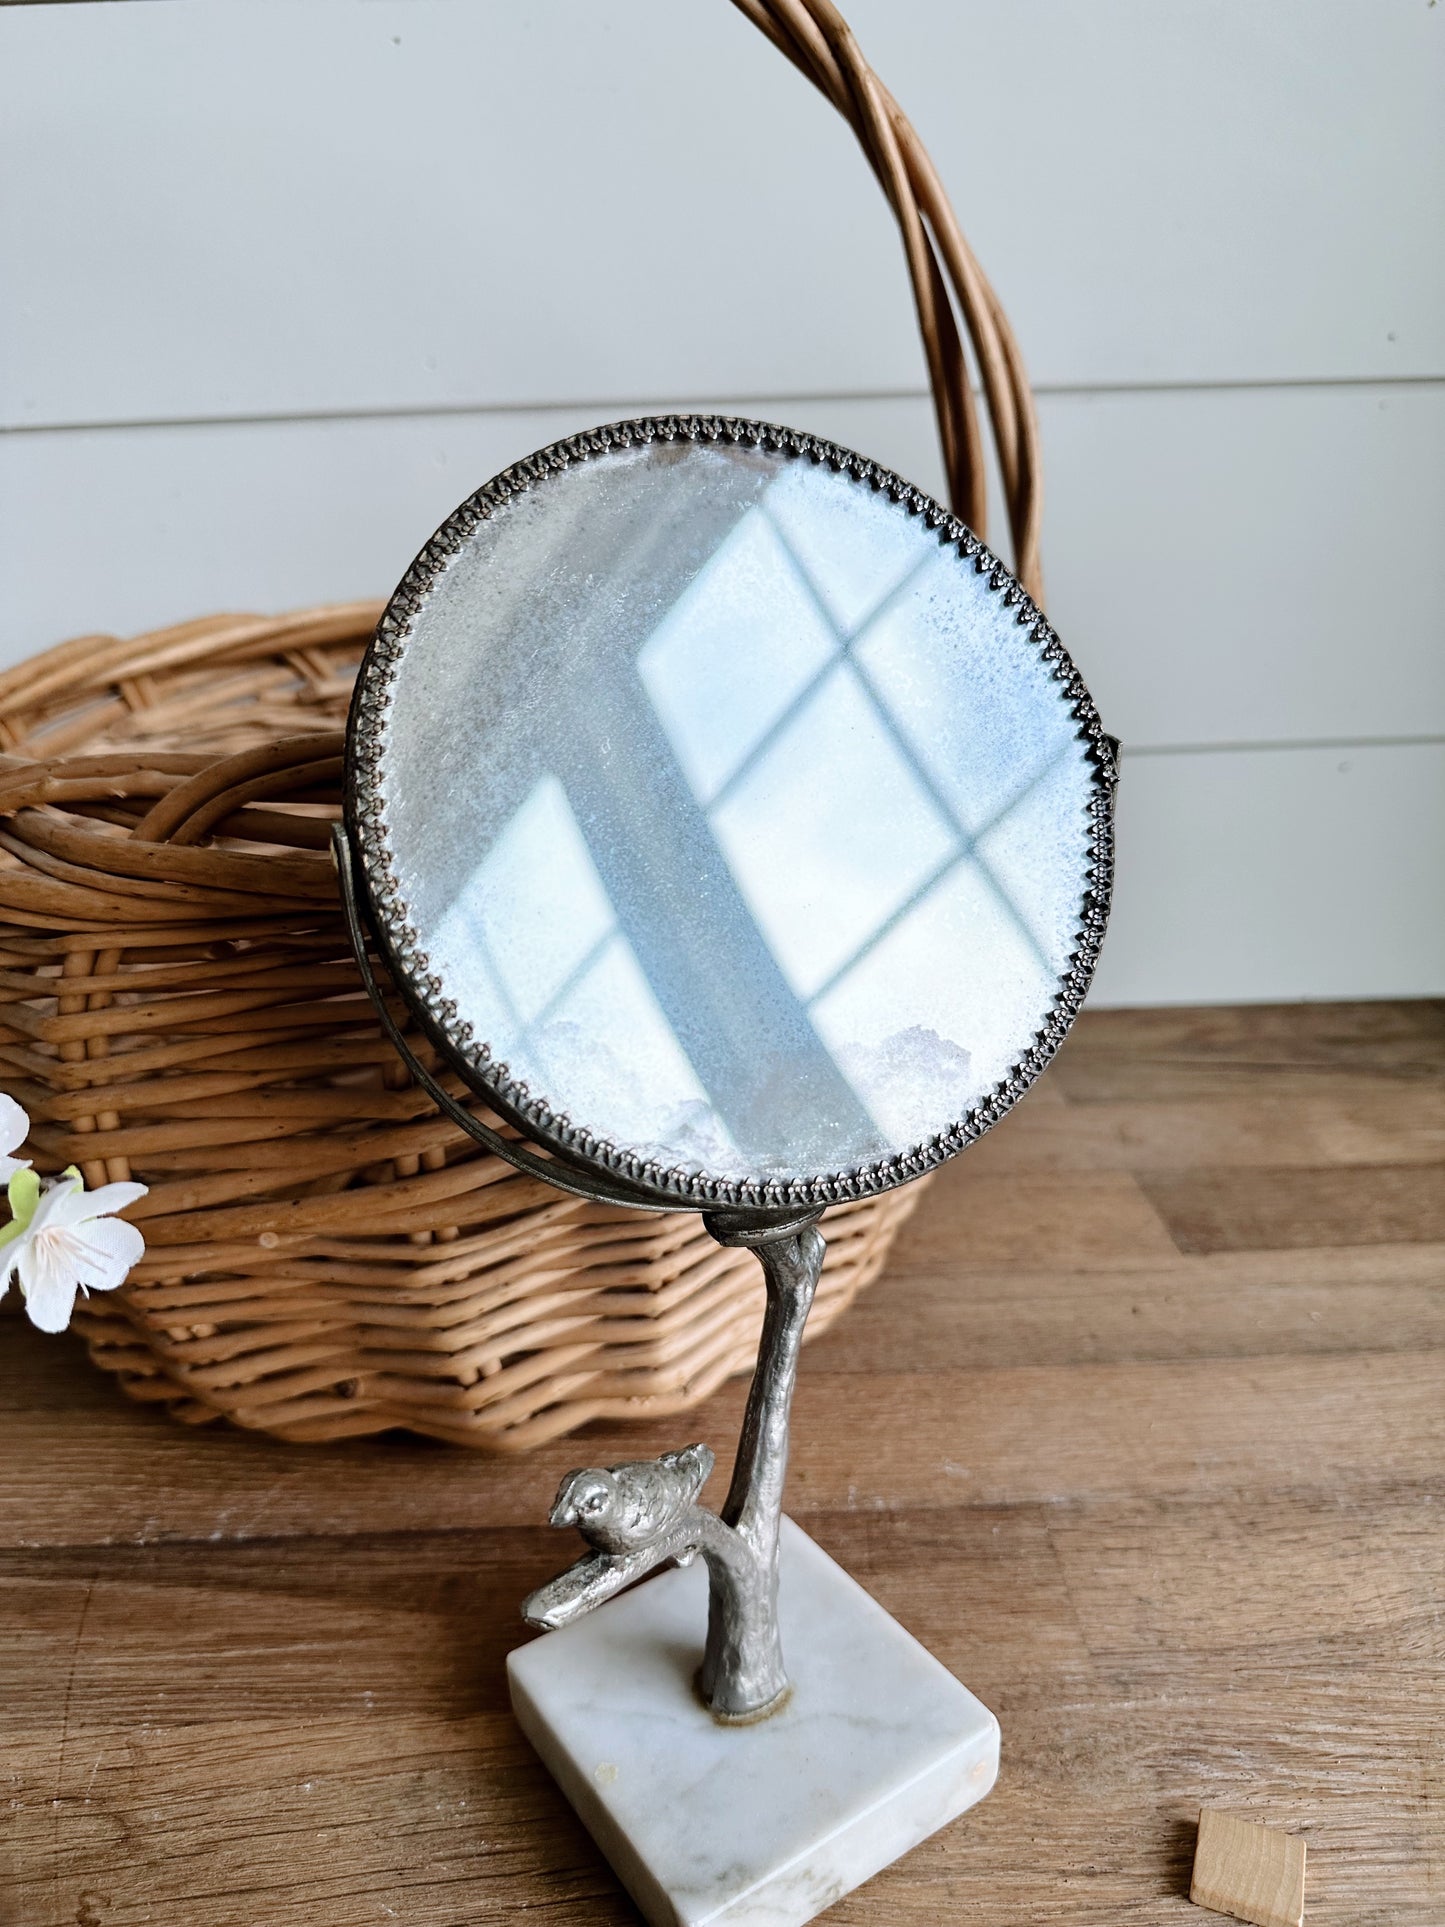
[1141,1164,1445,1255]
[3,1346,1440,1548]
[964,1089,1445,1175]
[809,1263,1445,1372]
[6,1501,1439,1924]
[3,1001,1441,1924]
[1049,1001,1445,1102]
[878,1165,1182,1273]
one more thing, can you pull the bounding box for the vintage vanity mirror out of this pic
[337,414,1116,1927]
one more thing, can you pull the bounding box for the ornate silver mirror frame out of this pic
[336,413,1117,1721]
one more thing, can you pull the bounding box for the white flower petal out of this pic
[24,1175,83,1236]
[2,1229,29,1296]
[19,1241,79,1333]
[0,1093,29,1160]
[50,1178,148,1227]
[67,1217,145,1294]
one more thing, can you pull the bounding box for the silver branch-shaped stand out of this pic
[522,1212,825,1721]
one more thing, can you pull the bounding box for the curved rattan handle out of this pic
[733,0,1043,603]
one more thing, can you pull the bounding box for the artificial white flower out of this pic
[1,1169,148,1334]
[0,1092,31,1182]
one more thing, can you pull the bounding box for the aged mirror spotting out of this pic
[338,415,1116,1927]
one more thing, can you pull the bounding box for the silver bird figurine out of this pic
[549,1442,715,1555]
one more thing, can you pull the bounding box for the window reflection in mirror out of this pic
[383,441,1097,1184]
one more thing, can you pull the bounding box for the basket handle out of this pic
[733,0,1044,602]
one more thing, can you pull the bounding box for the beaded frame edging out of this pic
[345,414,1118,1214]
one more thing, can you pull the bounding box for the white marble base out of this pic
[507,1518,999,1927]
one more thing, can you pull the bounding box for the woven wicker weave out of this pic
[0,0,1043,1448]
[0,608,926,1447]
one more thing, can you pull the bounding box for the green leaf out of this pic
[6,1165,40,1231]
[0,1167,41,1251]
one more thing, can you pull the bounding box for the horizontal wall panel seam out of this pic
[1125,736,1445,759]
[6,374,1445,441]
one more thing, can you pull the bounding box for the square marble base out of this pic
[507,1517,999,1927]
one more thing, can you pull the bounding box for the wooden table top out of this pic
[4,1001,1442,1926]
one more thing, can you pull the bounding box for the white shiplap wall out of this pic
[2,0,1441,1004]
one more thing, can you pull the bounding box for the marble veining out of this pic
[508,1518,1000,1927]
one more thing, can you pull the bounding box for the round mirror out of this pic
[347,417,1114,1211]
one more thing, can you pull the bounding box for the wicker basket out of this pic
[0,608,926,1447]
[0,0,1045,1448]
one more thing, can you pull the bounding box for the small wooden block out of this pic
[1190,1809,1306,1927]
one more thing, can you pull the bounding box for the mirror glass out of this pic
[364,428,1108,1192]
